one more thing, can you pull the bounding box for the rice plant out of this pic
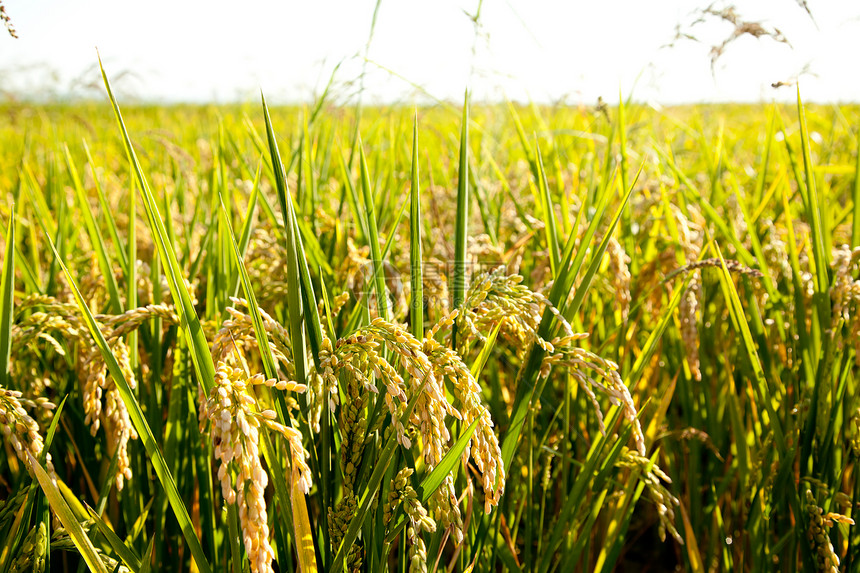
[0,67,859,572]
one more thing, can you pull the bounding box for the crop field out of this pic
[0,69,859,573]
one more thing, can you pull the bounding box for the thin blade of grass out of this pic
[21,164,57,241]
[753,106,776,208]
[218,196,277,382]
[99,55,215,395]
[679,504,705,573]
[420,417,481,503]
[12,238,40,295]
[85,505,142,572]
[26,452,108,573]
[0,208,13,388]
[563,164,642,322]
[452,90,470,348]
[454,93,472,265]
[534,137,560,275]
[227,158,262,298]
[125,160,138,373]
[410,113,423,338]
[338,149,369,242]
[796,88,831,324]
[262,94,309,385]
[359,138,390,321]
[138,538,155,573]
[290,194,326,369]
[82,139,128,276]
[506,100,537,175]
[471,321,502,380]
[64,144,123,314]
[260,94,319,573]
[714,244,786,452]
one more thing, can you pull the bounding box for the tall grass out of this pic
[0,85,859,573]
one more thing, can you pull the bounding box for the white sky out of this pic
[0,0,858,104]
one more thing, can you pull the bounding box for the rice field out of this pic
[1,67,859,572]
